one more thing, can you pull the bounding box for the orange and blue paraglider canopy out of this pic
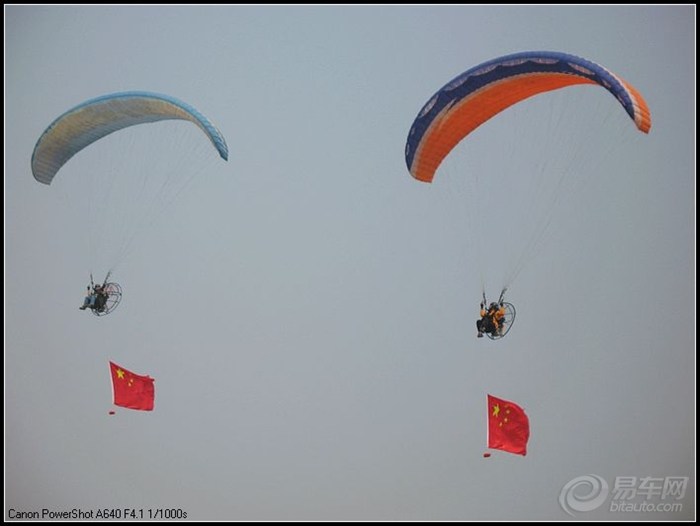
[405,51,651,184]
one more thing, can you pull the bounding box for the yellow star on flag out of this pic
[116,368,125,379]
[492,404,500,418]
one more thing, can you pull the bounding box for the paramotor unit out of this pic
[479,289,516,340]
[487,302,515,340]
[81,272,123,317]
[91,282,123,317]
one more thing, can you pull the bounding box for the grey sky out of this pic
[5,5,695,520]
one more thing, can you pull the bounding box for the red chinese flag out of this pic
[109,361,155,411]
[487,394,529,456]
